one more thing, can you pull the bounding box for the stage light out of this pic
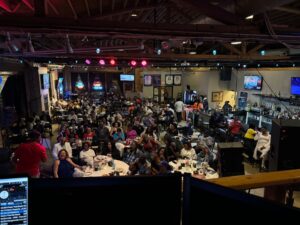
[130,60,137,66]
[260,50,265,56]
[156,49,162,55]
[85,59,91,65]
[141,60,147,67]
[212,49,217,55]
[110,59,116,65]
[75,60,78,64]
[96,48,101,54]
[99,59,105,65]
[245,15,254,20]
[276,63,279,67]
[293,63,296,67]
[48,60,52,64]
[257,64,261,67]
[217,63,220,66]
[231,41,242,45]
[243,64,247,68]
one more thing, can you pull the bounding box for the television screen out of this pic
[291,77,300,95]
[120,74,134,81]
[244,75,262,90]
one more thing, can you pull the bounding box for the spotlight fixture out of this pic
[238,63,241,67]
[96,48,101,54]
[48,60,52,64]
[257,64,261,67]
[243,64,247,68]
[75,60,78,64]
[276,63,279,67]
[212,50,217,55]
[189,51,197,55]
[110,59,116,66]
[85,59,91,65]
[156,48,162,55]
[260,50,265,56]
[217,63,220,66]
[99,59,105,65]
[141,60,148,67]
[131,13,138,17]
[130,60,137,66]
[293,63,296,67]
[245,15,254,20]
[231,41,242,45]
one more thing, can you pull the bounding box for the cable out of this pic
[254,68,293,117]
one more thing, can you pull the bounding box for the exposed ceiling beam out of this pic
[48,0,59,15]
[0,0,11,12]
[222,43,242,55]
[1,16,300,43]
[22,0,34,11]
[84,0,90,16]
[248,44,265,54]
[276,6,300,15]
[0,52,290,61]
[170,0,244,25]
[242,42,247,55]
[90,4,162,20]
[170,4,193,21]
[67,0,77,19]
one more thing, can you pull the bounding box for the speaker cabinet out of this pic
[218,142,244,177]
[220,67,232,81]
[269,119,300,171]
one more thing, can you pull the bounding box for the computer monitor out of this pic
[0,177,28,225]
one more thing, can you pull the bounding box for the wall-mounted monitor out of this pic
[244,75,262,90]
[40,74,50,89]
[120,74,134,81]
[291,77,300,95]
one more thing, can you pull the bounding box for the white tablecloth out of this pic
[74,155,129,177]
[169,160,219,179]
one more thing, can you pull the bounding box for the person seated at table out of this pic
[68,111,78,122]
[52,135,73,160]
[167,123,179,136]
[195,140,213,164]
[112,128,125,142]
[79,142,96,166]
[253,128,271,170]
[53,149,81,178]
[141,127,158,141]
[101,141,121,160]
[129,157,151,175]
[157,147,167,161]
[97,121,110,143]
[165,141,180,162]
[150,153,171,175]
[83,127,95,144]
[123,141,144,165]
[126,124,137,140]
[180,141,196,160]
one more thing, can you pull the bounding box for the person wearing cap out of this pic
[13,130,48,178]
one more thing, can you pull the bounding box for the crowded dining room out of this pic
[1,0,300,224]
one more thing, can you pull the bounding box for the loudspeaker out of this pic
[220,67,232,81]
[269,119,300,171]
[218,142,244,177]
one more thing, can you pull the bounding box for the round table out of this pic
[74,155,129,177]
[169,159,219,179]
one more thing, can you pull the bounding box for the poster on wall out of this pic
[165,75,174,85]
[173,74,182,86]
[212,91,223,102]
[144,75,152,86]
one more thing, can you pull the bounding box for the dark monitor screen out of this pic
[184,176,300,225]
[30,175,181,225]
[0,177,28,225]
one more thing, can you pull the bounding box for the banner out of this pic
[0,76,8,94]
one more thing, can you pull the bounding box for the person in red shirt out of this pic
[83,127,94,144]
[13,130,47,178]
[228,116,242,141]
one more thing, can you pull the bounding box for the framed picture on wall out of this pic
[165,75,174,85]
[212,91,223,102]
[144,75,152,86]
[173,74,182,86]
[152,75,161,86]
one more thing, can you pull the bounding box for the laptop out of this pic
[0,176,28,225]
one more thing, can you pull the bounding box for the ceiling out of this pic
[0,0,300,67]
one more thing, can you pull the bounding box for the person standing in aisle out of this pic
[174,98,184,122]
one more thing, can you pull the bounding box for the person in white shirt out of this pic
[68,111,78,122]
[52,136,73,160]
[180,142,196,160]
[253,128,271,169]
[174,98,184,122]
[79,142,96,166]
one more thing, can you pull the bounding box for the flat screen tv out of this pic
[291,77,300,95]
[244,75,262,90]
[120,74,134,81]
